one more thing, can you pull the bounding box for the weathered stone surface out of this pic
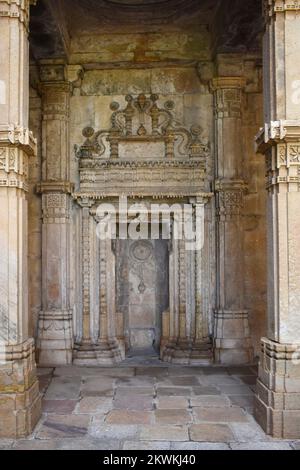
[123,441,171,450]
[230,442,292,450]
[75,397,113,414]
[37,415,90,439]
[42,400,77,414]
[156,387,191,397]
[191,396,231,407]
[192,386,221,396]
[89,424,139,440]
[154,410,191,425]
[45,377,81,400]
[170,441,230,450]
[106,410,152,425]
[113,394,154,411]
[193,407,249,423]
[190,424,235,442]
[81,378,115,396]
[140,425,189,441]
[156,397,189,410]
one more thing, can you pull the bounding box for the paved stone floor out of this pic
[1,360,299,450]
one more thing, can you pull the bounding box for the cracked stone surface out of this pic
[0,363,296,450]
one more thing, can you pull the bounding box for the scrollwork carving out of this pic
[75,93,210,161]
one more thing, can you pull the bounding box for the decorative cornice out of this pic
[256,120,300,153]
[0,125,37,156]
[264,0,300,19]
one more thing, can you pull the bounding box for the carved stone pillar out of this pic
[36,64,74,365]
[255,0,300,438]
[0,0,41,437]
[161,204,212,364]
[73,206,123,365]
[212,77,253,364]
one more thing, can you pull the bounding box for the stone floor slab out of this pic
[89,424,139,440]
[156,397,189,409]
[154,409,191,425]
[156,387,191,397]
[230,422,271,442]
[123,441,171,450]
[113,394,154,411]
[190,395,231,407]
[42,400,77,414]
[106,410,152,425]
[44,377,81,400]
[81,377,115,396]
[170,441,230,450]
[37,414,90,439]
[230,442,292,450]
[190,424,235,442]
[140,425,189,441]
[193,407,249,423]
[75,397,113,414]
[192,386,221,396]
[218,384,253,395]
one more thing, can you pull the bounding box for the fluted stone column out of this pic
[0,0,41,437]
[255,0,300,438]
[212,77,253,364]
[36,64,74,365]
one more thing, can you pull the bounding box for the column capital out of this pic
[0,0,33,31]
[264,0,300,19]
[210,77,246,92]
[36,181,74,194]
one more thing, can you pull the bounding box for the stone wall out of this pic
[28,26,266,362]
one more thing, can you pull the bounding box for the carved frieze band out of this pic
[215,181,247,219]
[42,193,71,223]
[41,81,71,119]
[256,122,300,190]
[0,146,29,190]
[211,78,245,119]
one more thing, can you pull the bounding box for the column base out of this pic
[160,338,213,365]
[214,310,254,364]
[37,310,73,366]
[254,338,300,439]
[73,338,125,366]
[0,339,42,438]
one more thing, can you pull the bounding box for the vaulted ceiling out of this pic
[29,0,263,61]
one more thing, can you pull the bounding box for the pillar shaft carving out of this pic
[161,203,212,365]
[212,77,253,364]
[0,0,41,438]
[37,64,74,365]
[255,4,300,439]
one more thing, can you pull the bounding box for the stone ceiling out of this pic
[29,0,263,61]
